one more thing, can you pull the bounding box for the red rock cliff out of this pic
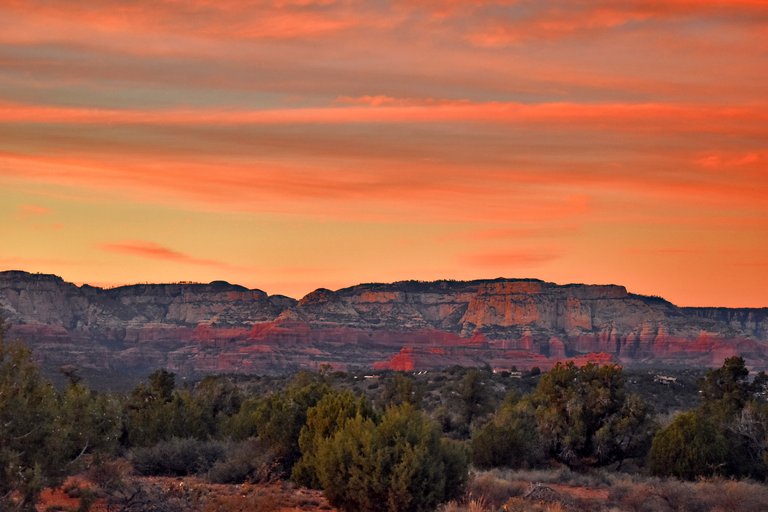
[1,271,766,376]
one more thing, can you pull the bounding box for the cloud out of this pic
[2,101,765,133]
[18,204,50,216]
[459,249,560,267]
[100,240,236,269]
[459,1,768,46]
[0,0,361,44]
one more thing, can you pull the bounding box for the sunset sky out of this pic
[1,0,766,306]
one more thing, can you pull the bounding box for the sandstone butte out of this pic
[1,270,767,377]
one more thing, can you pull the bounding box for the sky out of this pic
[0,0,766,307]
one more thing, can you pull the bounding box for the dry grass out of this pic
[459,469,768,512]
[40,466,768,512]
[467,470,527,506]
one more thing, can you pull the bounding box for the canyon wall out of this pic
[1,271,766,377]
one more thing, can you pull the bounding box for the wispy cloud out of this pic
[1,0,767,306]
[459,249,560,267]
[1,101,765,130]
[100,240,236,269]
[18,204,50,216]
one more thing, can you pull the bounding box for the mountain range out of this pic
[1,270,767,379]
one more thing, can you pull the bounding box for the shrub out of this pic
[316,404,469,512]
[130,437,226,476]
[292,390,374,488]
[207,438,281,484]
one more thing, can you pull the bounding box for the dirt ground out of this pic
[38,476,336,512]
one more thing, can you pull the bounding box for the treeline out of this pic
[3,320,768,512]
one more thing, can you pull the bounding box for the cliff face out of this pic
[1,271,766,376]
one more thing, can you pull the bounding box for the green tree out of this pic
[0,323,65,510]
[191,375,242,436]
[700,356,751,418]
[57,381,122,465]
[649,411,729,479]
[471,393,543,469]
[650,356,768,480]
[123,369,206,446]
[252,372,329,474]
[379,374,423,408]
[530,362,653,467]
[451,368,493,437]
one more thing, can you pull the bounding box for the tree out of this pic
[57,381,122,465]
[530,362,654,467]
[315,404,468,512]
[123,369,206,446]
[650,356,768,480]
[451,368,493,437]
[252,372,329,475]
[379,374,423,408]
[292,389,374,488]
[191,375,242,437]
[471,392,543,469]
[649,411,729,479]
[700,356,751,418]
[0,323,65,510]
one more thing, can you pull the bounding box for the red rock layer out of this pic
[1,271,767,375]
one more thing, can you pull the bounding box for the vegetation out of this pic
[0,322,123,511]
[649,356,768,480]
[3,317,768,511]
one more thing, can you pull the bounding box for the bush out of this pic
[316,404,469,512]
[648,411,729,479]
[206,438,281,484]
[130,438,226,476]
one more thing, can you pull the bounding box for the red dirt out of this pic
[37,476,336,512]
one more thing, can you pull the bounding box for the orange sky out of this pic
[1,0,766,306]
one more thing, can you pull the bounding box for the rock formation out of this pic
[1,270,766,377]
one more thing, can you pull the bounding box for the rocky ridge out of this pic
[1,270,767,377]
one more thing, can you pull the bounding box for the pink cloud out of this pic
[100,240,236,269]
[2,101,765,134]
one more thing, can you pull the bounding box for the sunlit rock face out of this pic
[1,271,767,377]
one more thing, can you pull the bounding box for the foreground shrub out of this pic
[130,437,226,476]
[316,404,469,512]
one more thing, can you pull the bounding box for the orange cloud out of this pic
[459,249,561,267]
[1,101,766,134]
[100,240,238,269]
[1,0,766,307]
[0,0,360,44]
[462,1,768,46]
[18,204,50,216]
